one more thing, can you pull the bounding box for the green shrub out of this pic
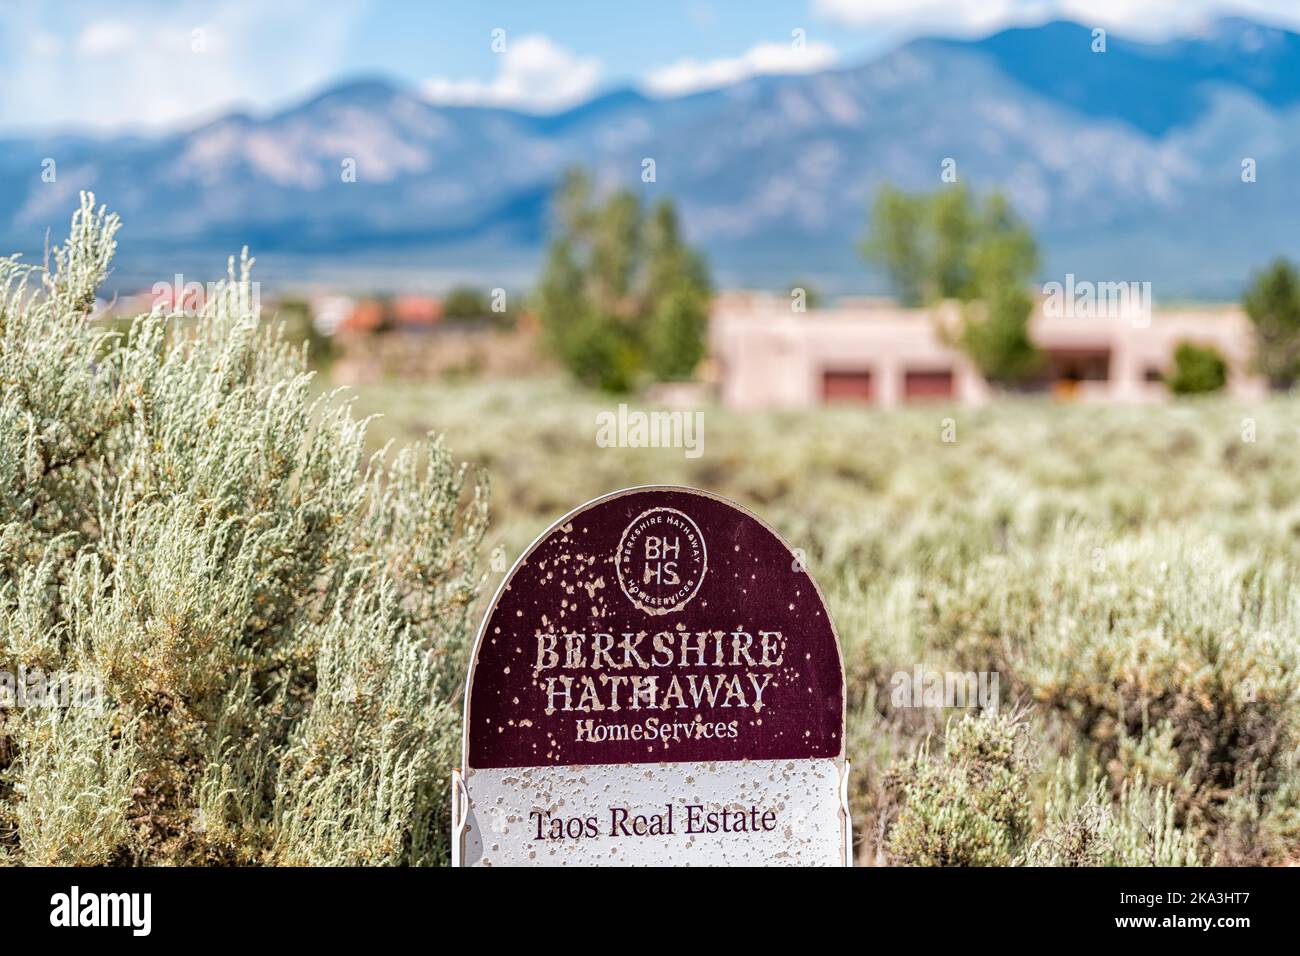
[1242,258,1300,390]
[1021,763,1201,866]
[0,195,486,865]
[886,711,1032,866]
[1167,342,1227,394]
[442,286,490,320]
[1014,535,1300,861]
[887,715,1207,868]
[442,286,515,328]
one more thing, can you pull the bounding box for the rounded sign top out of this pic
[464,486,844,770]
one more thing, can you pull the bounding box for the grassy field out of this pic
[345,375,1300,865]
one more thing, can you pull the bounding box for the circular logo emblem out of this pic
[615,507,707,615]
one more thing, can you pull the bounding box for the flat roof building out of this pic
[711,292,1266,409]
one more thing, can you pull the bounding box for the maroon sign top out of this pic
[464,487,844,770]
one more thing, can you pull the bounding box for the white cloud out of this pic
[77,20,137,56]
[814,0,1300,37]
[642,40,840,97]
[813,0,1033,32]
[423,35,601,112]
[1056,0,1261,37]
[2,0,365,134]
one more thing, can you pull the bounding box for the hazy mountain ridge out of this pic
[2,18,1296,296]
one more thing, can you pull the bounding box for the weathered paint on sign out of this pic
[453,486,849,866]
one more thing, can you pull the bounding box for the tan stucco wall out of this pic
[711,295,1264,409]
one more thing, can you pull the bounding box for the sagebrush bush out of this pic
[885,711,1033,866]
[0,196,486,865]
[886,714,1205,867]
[1011,533,1300,861]
[1020,761,1202,866]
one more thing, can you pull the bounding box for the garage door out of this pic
[822,370,873,403]
[904,369,954,400]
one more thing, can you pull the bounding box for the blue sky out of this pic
[6,0,1300,133]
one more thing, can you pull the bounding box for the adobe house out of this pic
[710,293,1266,408]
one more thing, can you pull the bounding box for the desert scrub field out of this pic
[347,375,1300,865]
[2,198,1296,866]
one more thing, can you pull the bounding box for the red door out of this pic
[822,370,873,403]
[904,369,954,400]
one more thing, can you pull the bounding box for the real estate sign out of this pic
[452,486,849,866]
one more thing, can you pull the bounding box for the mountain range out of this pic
[2,17,1298,298]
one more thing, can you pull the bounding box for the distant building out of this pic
[337,300,387,336]
[711,293,1265,408]
[392,295,443,329]
[332,295,445,336]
